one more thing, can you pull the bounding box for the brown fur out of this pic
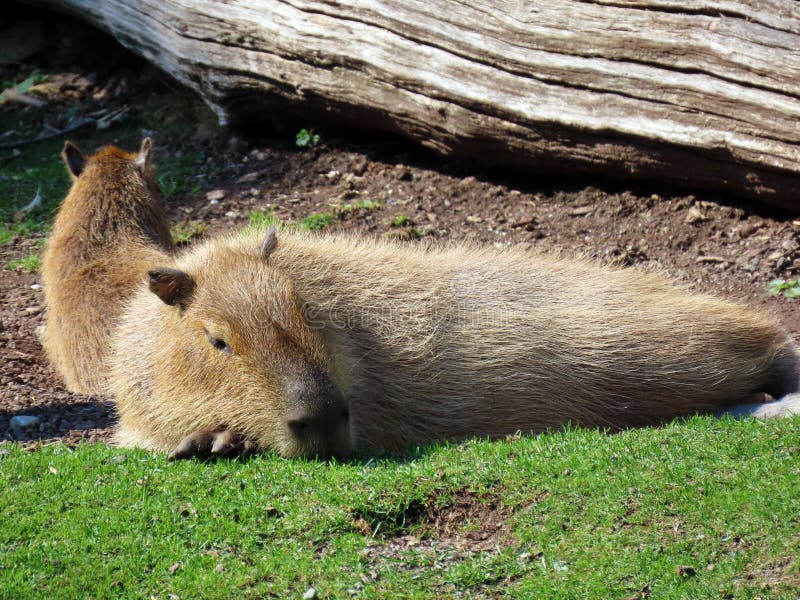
[41,139,173,394]
[109,228,798,457]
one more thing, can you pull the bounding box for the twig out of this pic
[0,117,95,149]
[695,256,728,264]
[96,105,130,129]
[14,187,43,221]
[0,88,46,108]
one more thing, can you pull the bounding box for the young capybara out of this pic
[41,138,173,394]
[107,227,799,459]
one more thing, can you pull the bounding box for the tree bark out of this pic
[20,0,800,209]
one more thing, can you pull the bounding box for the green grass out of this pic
[2,417,799,598]
[247,208,337,233]
[342,199,384,212]
[392,214,410,227]
[0,133,70,244]
[246,200,383,235]
[157,151,208,200]
[246,208,279,231]
[7,251,42,273]
[297,212,336,231]
[170,221,208,245]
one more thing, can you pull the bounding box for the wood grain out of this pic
[23,0,800,208]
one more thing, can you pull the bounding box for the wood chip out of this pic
[685,207,707,224]
[510,217,537,228]
[235,171,259,184]
[569,206,592,216]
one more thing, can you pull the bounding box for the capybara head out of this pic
[62,137,161,198]
[145,227,351,458]
[57,137,172,249]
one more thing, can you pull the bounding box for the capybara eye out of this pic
[204,328,232,354]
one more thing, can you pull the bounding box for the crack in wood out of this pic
[571,0,798,36]
[18,0,800,208]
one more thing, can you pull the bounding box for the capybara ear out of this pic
[260,226,278,259]
[62,141,86,179]
[147,267,195,308]
[135,137,153,173]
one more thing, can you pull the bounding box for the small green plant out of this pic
[246,209,279,231]
[297,212,335,231]
[346,199,383,211]
[156,152,206,199]
[767,278,800,298]
[8,252,42,273]
[170,221,207,245]
[392,215,410,227]
[295,128,320,149]
[1,70,46,98]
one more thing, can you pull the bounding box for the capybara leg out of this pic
[717,393,800,420]
[167,429,257,460]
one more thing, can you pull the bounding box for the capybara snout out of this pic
[284,369,351,455]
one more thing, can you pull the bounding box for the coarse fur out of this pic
[110,228,799,458]
[41,139,173,394]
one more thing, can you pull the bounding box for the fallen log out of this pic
[19,0,800,209]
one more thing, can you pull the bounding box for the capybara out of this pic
[106,227,799,459]
[41,138,173,394]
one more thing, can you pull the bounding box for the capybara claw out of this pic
[168,429,253,460]
[168,430,214,460]
[210,430,257,457]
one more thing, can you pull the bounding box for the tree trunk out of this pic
[20,0,800,209]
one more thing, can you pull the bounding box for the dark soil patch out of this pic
[353,489,514,594]
[735,555,800,595]
[0,265,116,446]
[354,488,512,546]
[2,15,800,447]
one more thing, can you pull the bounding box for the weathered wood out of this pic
[20,0,800,208]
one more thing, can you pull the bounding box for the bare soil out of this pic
[352,489,514,596]
[2,19,800,448]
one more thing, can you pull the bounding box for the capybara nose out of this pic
[287,405,349,439]
[286,403,349,441]
[285,371,349,453]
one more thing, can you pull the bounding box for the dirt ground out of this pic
[2,17,800,448]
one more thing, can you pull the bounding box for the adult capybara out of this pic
[41,138,173,394]
[108,227,799,459]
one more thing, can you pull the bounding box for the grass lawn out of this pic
[1,416,798,599]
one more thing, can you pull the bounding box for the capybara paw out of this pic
[718,392,800,420]
[167,429,257,460]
